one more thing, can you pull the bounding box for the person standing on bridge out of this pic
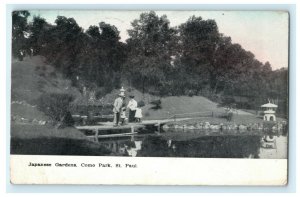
[134,103,143,123]
[127,95,137,123]
[120,103,127,125]
[113,93,125,126]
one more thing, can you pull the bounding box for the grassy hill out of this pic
[11,56,81,123]
[101,86,237,120]
[103,89,253,121]
[142,96,226,120]
[11,56,81,136]
[11,56,112,155]
[11,56,79,104]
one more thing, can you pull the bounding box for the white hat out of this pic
[119,92,125,97]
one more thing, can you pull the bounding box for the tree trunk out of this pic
[213,80,219,94]
[209,71,217,93]
[142,77,145,97]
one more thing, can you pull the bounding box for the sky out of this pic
[28,10,289,70]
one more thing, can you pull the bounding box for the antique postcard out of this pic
[10,10,289,185]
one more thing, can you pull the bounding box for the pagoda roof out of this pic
[261,102,278,108]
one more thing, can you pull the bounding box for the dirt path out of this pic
[234,109,253,115]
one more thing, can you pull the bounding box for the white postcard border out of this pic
[11,155,287,185]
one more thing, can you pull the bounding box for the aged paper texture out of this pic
[10,10,289,185]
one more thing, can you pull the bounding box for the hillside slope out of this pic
[11,56,112,155]
[11,56,81,123]
[102,88,252,120]
[11,56,83,138]
[142,96,226,120]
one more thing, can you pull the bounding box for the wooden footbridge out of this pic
[76,118,191,142]
[75,111,216,141]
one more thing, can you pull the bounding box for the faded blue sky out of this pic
[28,10,289,70]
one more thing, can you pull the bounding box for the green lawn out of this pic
[140,96,225,120]
[11,124,86,139]
[10,124,112,156]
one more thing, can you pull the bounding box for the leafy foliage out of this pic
[12,11,288,113]
[37,93,74,127]
[125,11,177,95]
[12,11,30,60]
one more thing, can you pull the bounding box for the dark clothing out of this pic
[129,110,136,122]
[114,112,120,125]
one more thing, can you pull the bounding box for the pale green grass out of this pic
[11,103,49,121]
[11,56,81,104]
[11,56,86,140]
[142,96,228,120]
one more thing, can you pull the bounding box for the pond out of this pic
[10,126,287,158]
[98,129,288,159]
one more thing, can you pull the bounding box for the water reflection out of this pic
[98,130,287,159]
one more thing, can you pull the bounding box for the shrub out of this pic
[39,72,45,77]
[187,89,196,97]
[221,96,235,106]
[150,99,161,106]
[37,80,46,90]
[37,92,74,127]
[95,87,106,100]
[149,99,161,110]
[138,100,145,107]
[35,66,40,71]
[49,71,57,78]
[227,112,233,121]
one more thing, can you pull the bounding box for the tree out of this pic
[86,25,101,39]
[11,11,287,114]
[12,10,30,60]
[28,16,48,55]
[44,16,84,79]
[178,16,221,92]
[125,11,177,95]
[73,22,126,94]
